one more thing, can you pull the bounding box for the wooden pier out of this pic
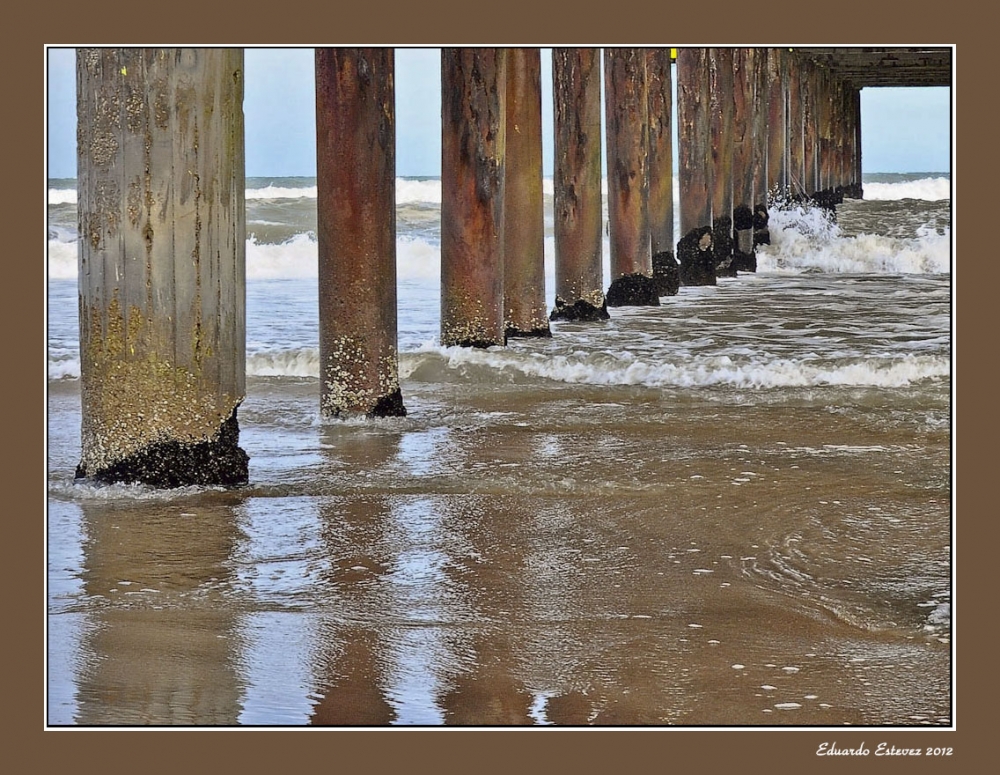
[73,46,951,486]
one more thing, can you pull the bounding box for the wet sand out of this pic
[47,377,951,726]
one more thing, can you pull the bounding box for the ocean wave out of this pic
[53,343,947,388]
[49,176,950,205]
[48,357,80,380]
[246,183,318,200]
[47,240,78,279]
[397,346,948,390]
[247,348,319,377]
[759,204,951,274]
[863,177,950,201]
[48,188,77,205]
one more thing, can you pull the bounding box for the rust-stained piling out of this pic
[813,67,841,211]
[603,48,658,306]
[731,48,756,271]
[787,56,805,199]
[802,59,818,200]
[550,48,609,322]
[75,48,248,488]
[646,48,679,296]
[750,49,770,252]
[709,48,735,277]
[850,86,864,199]
[441,48,508,348]
[315,48,405,419]
[817,68,833,199]
[503,49,550,339]
[765,48,788,201]
[676,48,715,286]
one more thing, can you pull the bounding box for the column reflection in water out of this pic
[73,496,246,725]
[231,496,327,724]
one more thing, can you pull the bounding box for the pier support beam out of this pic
[788,57,805,200]
[850,86,863,199]
[750,49,770,252]
[709,48,735,277]
[75,48,248,488]
[646,48,680,296]
[677,47,715,286]
[503,49,550,339]
[803,59,818,200]
[731,48,756,272]
[765,48,789,202]
[604,48,658,306]
[550,48,609,322]
[315,48,405,419]
[441,48,507,348]
[646,48,679,296]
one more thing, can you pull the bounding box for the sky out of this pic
[46,47,952,179]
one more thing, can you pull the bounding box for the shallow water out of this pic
[46,178,952,726]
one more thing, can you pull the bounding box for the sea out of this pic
[46,172,953,727]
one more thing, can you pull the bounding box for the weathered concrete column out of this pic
[709,48,735,276]
[441,48,507,348]
[731,48,755,271]
[787,55,805,199]
[604,48,658,306]
[851,86,864,199]
[814,68,842,212]
[802,60,818,199]
[75,48,248,488]
[503,48,550,339]
[676,47,715,286]
[550,48,609,322]
[765,48,788,200]
[315,48,405,419]
[817,69,833,198]
[646,48,679,296]
[751,48,770,252]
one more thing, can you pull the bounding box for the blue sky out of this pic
[46,47,951,179]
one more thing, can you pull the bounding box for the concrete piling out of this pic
[851,86,864,199]
[787,58,805,199]
[550,48,609,322]
[603,48,658,306]
[440,48,508,348]
[646,48,679,297]
[731,48,756,272]
[503,48,551,339]
[766,48,789,200]
[709,48,735,277]
[676,48,715,287]
[315,48,406,419]
[75,48,249,487]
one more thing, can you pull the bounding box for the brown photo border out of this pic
[28,1,977,770]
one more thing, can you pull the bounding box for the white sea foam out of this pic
[47,240,78,279]
[48,188,77,205]
[246,184,318,200]
[398,346,949,390]
[131,341,950,387]
[758,204,951,275]
[48,357,81,380]
[247,348,319,377]
[246,234,318,279]
[246,178,446,204]
[396,178,442,205]
[863,177,950,201]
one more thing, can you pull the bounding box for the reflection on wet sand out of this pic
[73,496,246,725]
[50,378,950,726]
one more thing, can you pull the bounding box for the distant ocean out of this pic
[46,172,952,727]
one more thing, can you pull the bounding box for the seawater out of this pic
[46,173,952,727]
